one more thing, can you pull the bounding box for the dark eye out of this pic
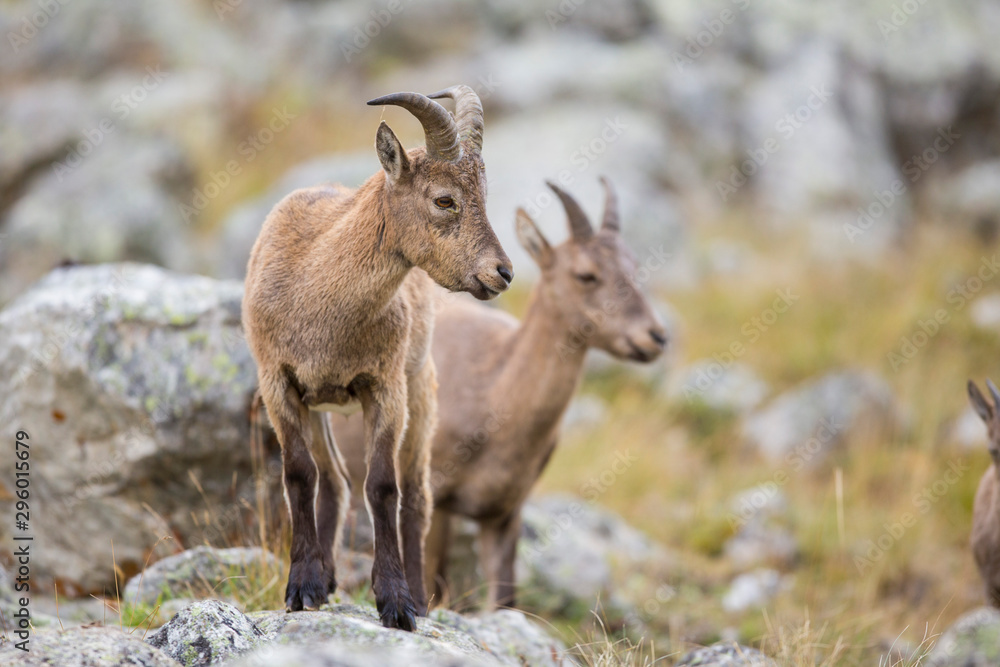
[576,273,598,284]
[434,197,454,209]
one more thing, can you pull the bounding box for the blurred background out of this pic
[3,0,1000,664]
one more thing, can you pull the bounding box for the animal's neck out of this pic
[317,173,412,311]
[490,284,589,444]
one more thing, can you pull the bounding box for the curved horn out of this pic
[428,85,484,154]
[988,378,1000,408]
[547,181,593,241]
[367,91,461,162]
[599,176,620,233]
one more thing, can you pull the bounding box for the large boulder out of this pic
[926,606,1000,666]
[124,546,279,607]
[0,625,178,666]
[0,263,267,594]
[0,135,196,304]
[740,369,904,465]
[676,642,776,666]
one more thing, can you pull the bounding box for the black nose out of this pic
[497,265,513,285]
[650,329,667,347]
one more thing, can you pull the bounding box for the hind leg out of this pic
[309,412,351,588]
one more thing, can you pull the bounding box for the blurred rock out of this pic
[0,263,268,595]
[930,161,1000,242]
[562,394,609,432]
[721,568,784,613]
[214,152,377,279]
[147,599,267,667]
[516,495,671,617]
[676,642,776,666]
[724,486,798,570]
[926,606,1000,667]
[430,608,573,667]
[1,135,196,304]
[0,625,178,666]
[124,546,279,607]
[970,294,1000,333]
[952,407,989,450]
[671,361,769,415]
[741,369,903,464]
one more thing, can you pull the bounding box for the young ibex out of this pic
[969,379,1000,606]
[332,179,667,609]
[242,85,513,630]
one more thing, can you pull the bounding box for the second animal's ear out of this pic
[969,380,994,424]
[515,208,553,268]
[375,121,410,184]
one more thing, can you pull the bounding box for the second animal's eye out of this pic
[576,273,598,284]
[435,197,454,209]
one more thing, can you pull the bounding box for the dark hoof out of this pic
[285,558,335,612]
[376,587,418,631]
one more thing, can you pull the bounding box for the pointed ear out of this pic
[969,380,994,424]
[515,208,553,268]
[375,121,409,184]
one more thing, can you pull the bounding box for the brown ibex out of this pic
[242,85,513,630]
[969,379,1000,606]
[332,179,667,609]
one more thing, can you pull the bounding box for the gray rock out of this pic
[124,546,279,607]
[671,361,769,415]
[0,263,267,594]
[0,625,178,666]
[230,643,492,667]
[926,606,1000,667]
[930,161,1000,242]
[250,604,493,663]
[724,486,798,570]
[146,599,267,666]
[952,406,989,450]
[741,369,903,464]
[970,293,1000,333]
[561,394,609,432]
[676,642,777,666]
[1,135,196,304]
[431,608,574,666]
[721,569,784,613]
[517,495,670,617]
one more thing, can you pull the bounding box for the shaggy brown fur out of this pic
[242,86,512,630]
[969,379,1000,606]
[332,179,667,609]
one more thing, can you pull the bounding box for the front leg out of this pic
[480,510,522,610]
[260,375,334,611]
[360,381,418,631]
[398,360,437,615]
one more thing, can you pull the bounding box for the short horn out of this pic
[988,378,1000,408]
[429,85,484,154]
[367,91,461,162]
[547,181,593,241]
[599,176,620,232]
